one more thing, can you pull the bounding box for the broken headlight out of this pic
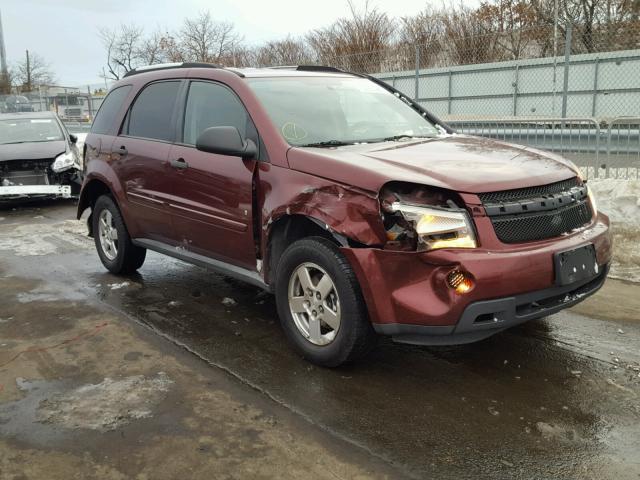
[52,152,75,173]
[387,202,477,251]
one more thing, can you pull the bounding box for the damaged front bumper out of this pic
[341,213,612,346]
[0,184,72,200]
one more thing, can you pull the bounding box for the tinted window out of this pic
[127,81,180,141]
[183,81,253,145]
[91,85,131,135]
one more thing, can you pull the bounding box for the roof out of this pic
[0,111,57,120]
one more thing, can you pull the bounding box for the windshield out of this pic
[0,118,64,144]
[247,76,440,146]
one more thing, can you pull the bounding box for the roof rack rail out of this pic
[296,65,344,73]
[123,62,222,78]
[266,65,346,73]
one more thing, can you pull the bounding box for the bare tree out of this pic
[440,5,505,65]
[99,24,144,80]
[179,11,243,64]
[14,51,54,91]
[251,36,312,66]
[306,0,396,72]
[398,7,445,68]
[138,29,170,65]
[473,1,543,59]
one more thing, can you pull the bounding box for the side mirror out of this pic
[69,134,78,144]
[195,126,257,159]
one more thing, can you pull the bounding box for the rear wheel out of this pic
[92,195,146,274]
[275,237,376,367]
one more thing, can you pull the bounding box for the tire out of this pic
[275,236,376,367]
[92,195,146,274]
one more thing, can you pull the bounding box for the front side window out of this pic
[0,118,64,144]
[182,81,253,145]
[91,85,131,135]
[247,76,440,146]
[126,81,180,141]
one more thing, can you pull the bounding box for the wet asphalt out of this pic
[1,200,639,480]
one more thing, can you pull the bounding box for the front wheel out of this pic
[92,195,146,274]
[275,237,376,367]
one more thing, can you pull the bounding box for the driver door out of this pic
[167,80,258,270]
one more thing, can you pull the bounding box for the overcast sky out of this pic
[1,0,462,88]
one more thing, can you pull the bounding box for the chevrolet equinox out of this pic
[78,63,612,366]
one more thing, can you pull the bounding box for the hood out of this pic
[0,140,66,162]
[286,135,579,194]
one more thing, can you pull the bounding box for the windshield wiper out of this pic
[298,140,356,148]
[378,134,436,142]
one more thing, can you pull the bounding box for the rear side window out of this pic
[126,81,180,141]
[182,81,254,145]
[91,85,131,135]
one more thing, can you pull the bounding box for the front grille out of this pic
[479,176,593,243]
[478,177,581,204]
[490,201,592,243]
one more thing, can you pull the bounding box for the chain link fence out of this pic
[304,22,640,179]
[2,22,638,178]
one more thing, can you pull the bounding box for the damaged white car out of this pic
[0,111,82,200]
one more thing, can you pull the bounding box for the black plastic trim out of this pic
[133,238,270,292]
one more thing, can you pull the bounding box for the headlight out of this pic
[388,202,477,251]
[587,185,597,216]
[52,152,75,173]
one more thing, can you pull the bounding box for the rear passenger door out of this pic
[168,80,258,269]
[115,80,182,244]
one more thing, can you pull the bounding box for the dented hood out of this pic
[0,140,66,162]
[287,135,579,194]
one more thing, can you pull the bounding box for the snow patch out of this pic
[0,220,89,256]
[36,373,173,432]
[589,179,640,283]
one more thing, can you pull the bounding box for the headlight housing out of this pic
[52,152,76,173]
[386,202,477,251]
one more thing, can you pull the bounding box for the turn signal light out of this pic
[447,270,475,295]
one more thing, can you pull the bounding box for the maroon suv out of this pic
[78,63,612,366]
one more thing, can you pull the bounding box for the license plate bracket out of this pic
[554,244,598,286]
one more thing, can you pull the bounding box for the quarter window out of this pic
[182,81,254,145]
[126,81,180,141]
[91,85,131,135]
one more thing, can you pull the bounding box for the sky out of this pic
[0,0,461,88]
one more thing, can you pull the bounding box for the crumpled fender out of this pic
[258,162,387,253]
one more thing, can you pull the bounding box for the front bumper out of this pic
[0,184,72,200]
[341,212,612,345]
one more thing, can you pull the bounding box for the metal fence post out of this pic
[414,44,420,102]
[512,64,520,116]
[591,57,599,117]
[561,24,572,118]
[447,70,453,115]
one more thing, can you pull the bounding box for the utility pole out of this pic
[26,49,31,91]
[0,9,10,94]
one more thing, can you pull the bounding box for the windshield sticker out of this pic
[281,122,308,142]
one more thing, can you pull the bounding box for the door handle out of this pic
[114,145,128,156]
[170,158,189,170]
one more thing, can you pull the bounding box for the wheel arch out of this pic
[265,214,350,286]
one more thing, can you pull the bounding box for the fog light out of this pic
[447,270,475,294]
